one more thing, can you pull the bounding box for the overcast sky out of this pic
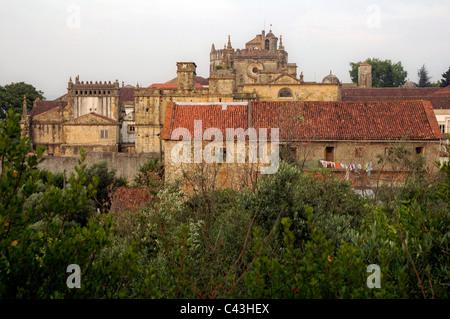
[1,0,449,100]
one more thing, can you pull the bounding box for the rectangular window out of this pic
[415,147,424,155]
[325,147,334,162]
[440,124,445,134]
[100,129,109,139]
[127,125,135,134]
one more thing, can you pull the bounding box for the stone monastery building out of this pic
[21,28,448,183]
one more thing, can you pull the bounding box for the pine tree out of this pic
[417,64,432,87]
[440,66,450,87]
[381,63,395,87]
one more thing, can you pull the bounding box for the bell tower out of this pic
[358,61,372,88]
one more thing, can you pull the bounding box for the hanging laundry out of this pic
[366,162,372,176]
[335,162,339,169]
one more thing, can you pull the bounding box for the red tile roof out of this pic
[342,87,450,109]
[162,100,444,141]
[90,112,120,124]
[162,102,249,140]
[119,87,135,105]
[30,100,67,117]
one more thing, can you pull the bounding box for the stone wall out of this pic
[242,83,341,101]
[163,139,442,189]
[38,152,156,181]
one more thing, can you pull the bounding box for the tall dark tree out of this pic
[0,82,45,120]
[417,64,432,87]
[349,58,407,87]
[440,66,450,87]
[381,63,395,87]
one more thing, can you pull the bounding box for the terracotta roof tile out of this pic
[119,87,135,105]
[30,100,67,117]
[342,87,450,109]
[162,101,443,141]
[90,112,119,124]
[162,102,248,140]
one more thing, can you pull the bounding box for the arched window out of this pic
[279,88,293,98]
[265,39,270,50]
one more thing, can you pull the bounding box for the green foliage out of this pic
[349,58,407,87]
[133,158,164,195]
[244,162,366,247]
[39,169,66,189]
[417,64,432,87]
[244,213,371,298]
[84,161,126,213]
[1,109,449,299]
[440,66,450,87]
[0,111,159,298]
[0,82,45,120]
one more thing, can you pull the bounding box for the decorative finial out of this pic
[227,35,232,50]
[69,77,72,83]
[270,24,272,32]
[137,82,139,88]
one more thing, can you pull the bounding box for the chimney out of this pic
[177,62,197,91]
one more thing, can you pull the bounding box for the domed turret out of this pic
[322,71,340,84]
[403,79,416,88]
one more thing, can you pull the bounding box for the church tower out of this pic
[358,61,372,88]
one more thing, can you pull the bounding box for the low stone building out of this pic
[161,100,444,189]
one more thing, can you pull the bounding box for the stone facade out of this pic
[161,101,444,189]
[358,61,372,88]
[23,78,133,156]
[133,29,340,155]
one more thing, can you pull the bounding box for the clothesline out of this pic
[319,160,373,180]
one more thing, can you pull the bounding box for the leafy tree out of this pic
[0,110,158,298]
[440,66,450,87]
[381,63,395,87]
[133,158,164,195]
[84,161,127,213]
[349,58,407,87]
[417,64,432,87]
[0,82,45,119]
